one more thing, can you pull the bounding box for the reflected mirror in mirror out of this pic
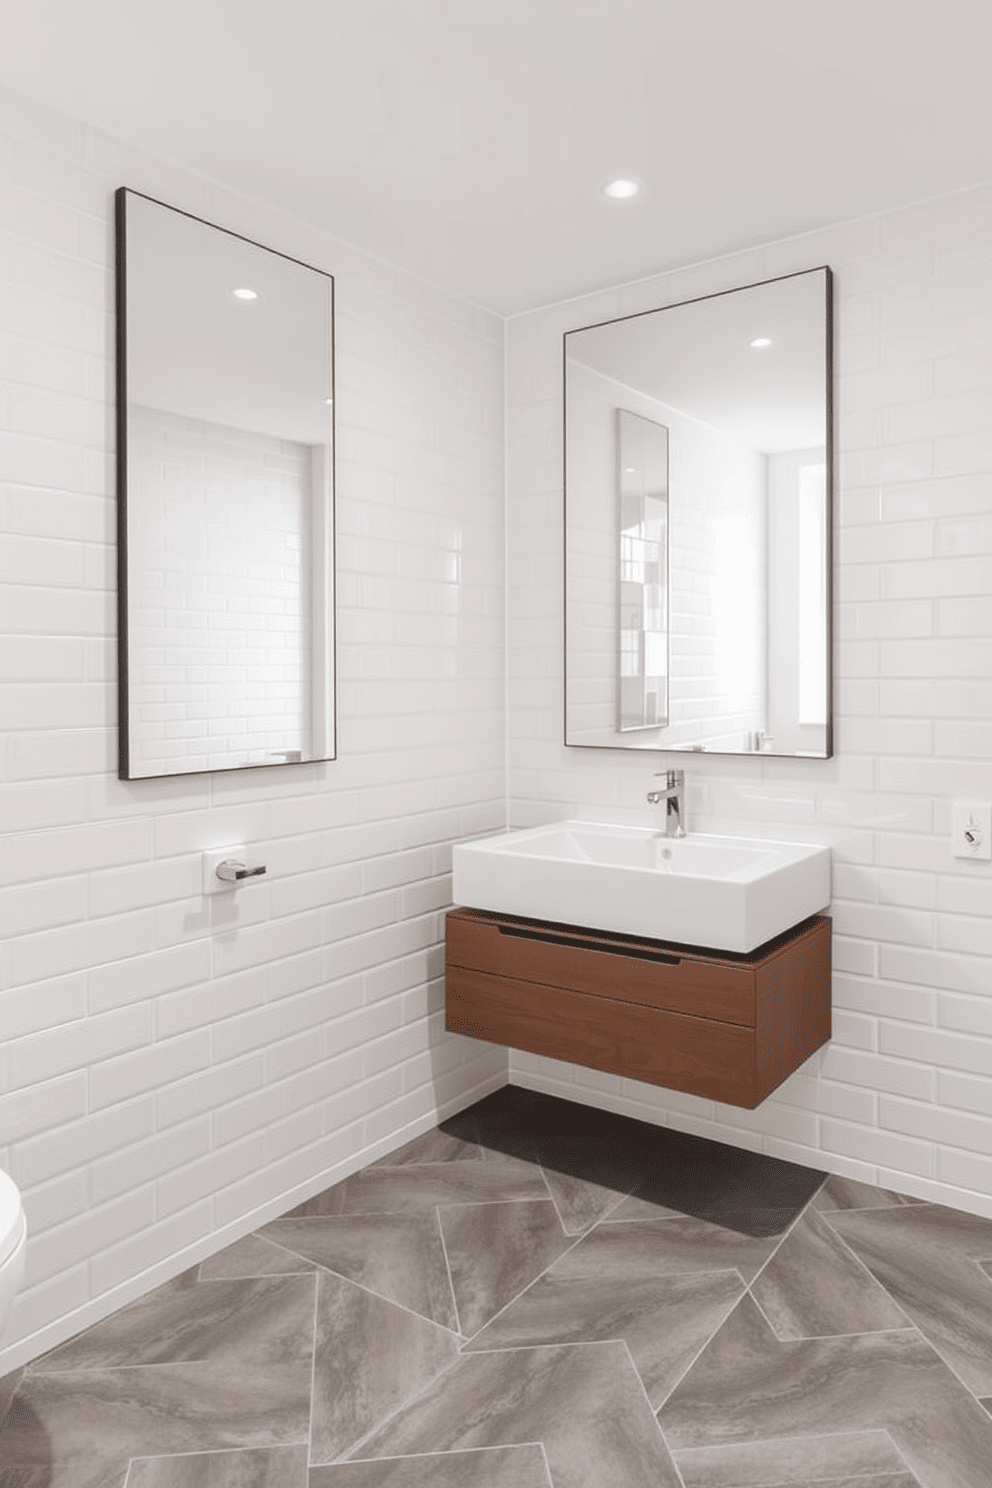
[116,189,335,779]
[564,267,832,758]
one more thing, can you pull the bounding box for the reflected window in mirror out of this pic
[116,189,335,780]
[564,267,832,759]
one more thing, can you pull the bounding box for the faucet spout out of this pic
[646,769,686,838]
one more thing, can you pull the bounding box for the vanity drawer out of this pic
[446,966,758,1106]
[445,909,756,1026]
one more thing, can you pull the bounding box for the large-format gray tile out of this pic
[27,1276,315,1374]
[0,1369,23,1429]
[353,1342,683,1488]
[310,1444,552,1486]
[287,1155,548,1219]
[126,1443,309,1486]
[260,1211,459,1332]
[309,1270,459,1464]
[660,1293,992,1488]
[0,1356,313,1488]
[812,1176,927,1213]
[467,1262,743,1409]
[462,1207,777,1398]
[198,1234,318,1282]
[597,1209,795,1280]
[750,1209,910,1339]
[822,1203,992,1395]
[438,1199,572,1336]
[673,1427,912,1487]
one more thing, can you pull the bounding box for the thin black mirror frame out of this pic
[562,265,834,760]
[115,186,337,781]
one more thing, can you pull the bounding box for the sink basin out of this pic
[452,821,830,954]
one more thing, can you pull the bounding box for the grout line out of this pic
[333,1349,468,1464]
[535,1162,566,1229]
[435,1205,465,1339]
[883,1425,925,1483]
[643,1269,749,1421]
[619,1336,688,1488]
[127,1442,311,1465]
[653,1193,819,1415]
[802,1211,918,1333]
[457,1230,589,1348]
[345,1442,547,1461]
[307,1268,319,1470]
[538,1439,554,1486]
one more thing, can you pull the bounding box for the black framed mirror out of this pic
[116,188,335,780]
[564,266,832,758]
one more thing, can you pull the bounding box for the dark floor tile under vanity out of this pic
[2,1087,992,1487]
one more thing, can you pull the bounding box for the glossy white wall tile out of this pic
[506,183,992,1221]
[0,82,507,1373]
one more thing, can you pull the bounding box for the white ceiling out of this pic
[1,0,991,314]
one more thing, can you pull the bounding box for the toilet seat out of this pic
[0,1169,25,1269]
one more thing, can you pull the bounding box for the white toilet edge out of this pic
[0,1206,26,1271]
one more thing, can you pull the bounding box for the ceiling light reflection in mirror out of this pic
[117,189,335,780]
[564,267,832,758]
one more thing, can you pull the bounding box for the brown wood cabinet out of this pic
[444,908,831,1109]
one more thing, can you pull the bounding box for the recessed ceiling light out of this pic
[602,178,640,201]
[231,287,259,301]
[749,336,772,348]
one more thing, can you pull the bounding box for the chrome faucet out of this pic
[647,769,686,838]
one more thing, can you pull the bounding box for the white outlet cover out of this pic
[951,802,992,861]
[203,846,248,895]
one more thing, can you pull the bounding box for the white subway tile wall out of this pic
[0,83,507,1373]
[507,189,992,1221]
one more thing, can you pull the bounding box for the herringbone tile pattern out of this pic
[2,1086,991,1486]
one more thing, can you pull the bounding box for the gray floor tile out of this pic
[598,1209,796,1278]
[750,1209,910,1339]
[310,1444,552,1486]
[660,1293,992,1488]
[0,1358,313,1488]
[812,1176,927,1213]
[309,1270,460,1464]
[352,1341,683,1488]
[4,1091,990,1488]
[0,1371,22,1431]
[822,1202,992,1394]
[466,1261,744,1408]
[438,1199,572,1336]
[287,1155,548,1219]
[127,1443,309,1486]
[672,1428,909,1486]
[27,1275,316,1373]
[260,1211,459,1332]
[198,1235,318,1281]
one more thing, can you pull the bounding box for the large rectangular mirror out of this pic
[564,266,832,758]
[116,188,335,779]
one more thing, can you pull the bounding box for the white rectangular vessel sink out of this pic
[452,821,830,954]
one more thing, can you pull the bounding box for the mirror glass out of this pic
[116,189,335,779]
[564,267,832,758]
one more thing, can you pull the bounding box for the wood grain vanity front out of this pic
[445,908,831,1109]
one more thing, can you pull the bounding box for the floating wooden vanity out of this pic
[444,908,831,1109]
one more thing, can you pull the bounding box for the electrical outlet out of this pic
[952,802,992,861]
